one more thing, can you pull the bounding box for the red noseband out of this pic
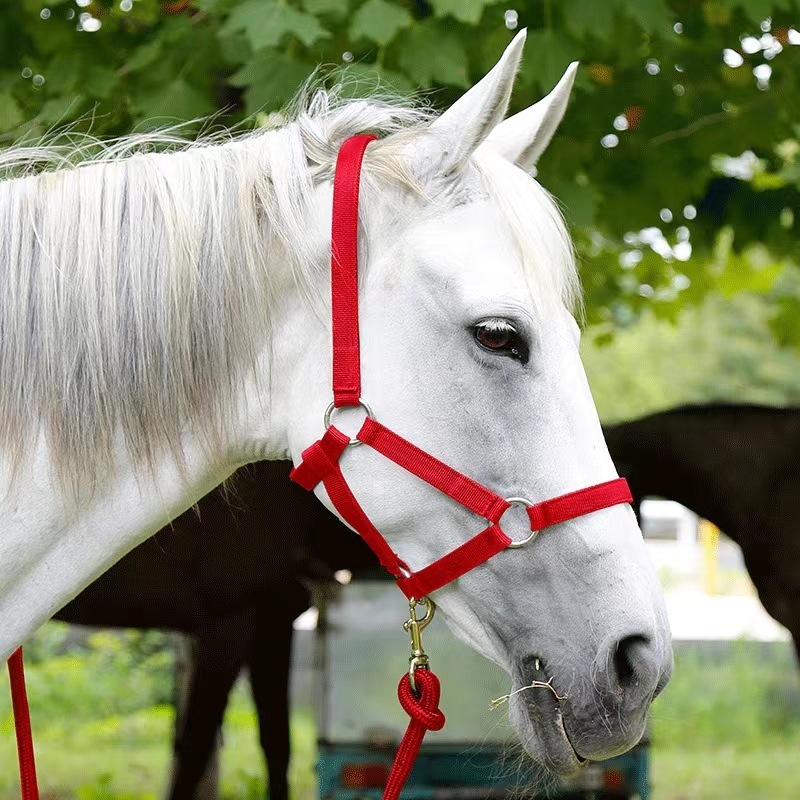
[290,134,632,597]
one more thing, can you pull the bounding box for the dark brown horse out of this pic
[59,403,799,798]
[54,461,375,800]
[604,403,800,663]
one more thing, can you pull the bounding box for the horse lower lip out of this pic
[557,712,586,764]
[517,671,584,773]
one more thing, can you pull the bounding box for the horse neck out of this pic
[0,433,245,660]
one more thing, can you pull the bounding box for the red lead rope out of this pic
[384,670,445,800]
[7,648,39,800]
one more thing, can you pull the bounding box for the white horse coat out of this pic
[0,33,671,772]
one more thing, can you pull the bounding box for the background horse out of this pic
[1,32,671,771]
[55,460,374,800]
[56,402,800,797]
[604,403,800,664]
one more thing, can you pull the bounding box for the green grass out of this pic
[652,745,800,800]
[649,642,800,800]
[1,629,799,799]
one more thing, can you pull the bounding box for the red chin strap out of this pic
[290,133,632,598]
[290,134,632,800]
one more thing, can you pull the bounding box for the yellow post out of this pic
[699,519,720,595]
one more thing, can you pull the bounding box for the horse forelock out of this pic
[0,84,578,496]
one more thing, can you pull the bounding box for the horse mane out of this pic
[0,84,577,495]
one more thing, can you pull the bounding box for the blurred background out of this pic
[1,1,800,799]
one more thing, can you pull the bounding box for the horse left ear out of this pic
[481,62,578,170]
[422,30,527,176]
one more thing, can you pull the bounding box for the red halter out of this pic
[290,134,631,597]
[289,134,632,800]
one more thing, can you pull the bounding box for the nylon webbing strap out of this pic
[527,478,632,530]
[358,419,510,521]
[291,426,407,577]
[396,525,511,599]
[330,134,377,408]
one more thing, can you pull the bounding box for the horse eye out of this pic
[474,321,527,362]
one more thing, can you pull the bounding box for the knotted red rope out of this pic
[383,669,446,800]
[7,648,39,800]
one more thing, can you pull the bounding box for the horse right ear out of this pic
[482,62,578,171]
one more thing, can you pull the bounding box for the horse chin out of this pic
[510,688,585,777]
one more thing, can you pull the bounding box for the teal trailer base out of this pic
[313,579,651,800]
[317,740,649,800]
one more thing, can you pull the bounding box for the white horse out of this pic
[0,32,671,773]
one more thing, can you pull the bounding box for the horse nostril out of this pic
[613,635,649,688]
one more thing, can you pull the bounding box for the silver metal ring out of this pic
[500,497,539,549]
[323,400,375,447]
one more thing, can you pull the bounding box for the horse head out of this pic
[270,32,673,773]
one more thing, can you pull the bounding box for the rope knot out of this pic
[397,669,445,731]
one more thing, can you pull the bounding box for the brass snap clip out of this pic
[403,596,435,694]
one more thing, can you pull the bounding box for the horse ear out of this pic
[482,62,578,170]
[423,30,527,176]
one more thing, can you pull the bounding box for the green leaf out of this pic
[549,179,598,227]
[84,66,116,100]
[429,0,502,25]
[718,0,792,25]
[397,22,470,88]
[0,91,22,133]
[194,0,241,10]
[132,79,213,121]
[561,0,618,39]
[41,51,81,96]
[518,29,578,92]
[229,50,314,112]
[624,0,673,34]
[39,95,86,126]
[127,41,163,73]
[303,0,349,16]
[222,0,329,50]
[349,0,412,46]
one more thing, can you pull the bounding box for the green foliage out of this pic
[583,291,800,423]
[350,0,412,45]
[222,1,329,49]
[0,627,317,799]
[10,627,176,722]
[1,0,799,338]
